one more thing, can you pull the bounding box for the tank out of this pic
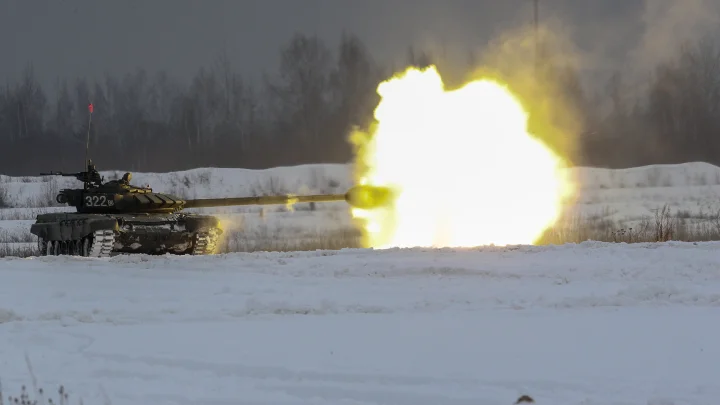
[30,160,392,257]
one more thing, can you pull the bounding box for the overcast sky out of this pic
[1,0,718,92]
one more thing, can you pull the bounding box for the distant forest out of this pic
[1,30,720,175]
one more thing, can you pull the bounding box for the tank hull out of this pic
[30,212,222,257]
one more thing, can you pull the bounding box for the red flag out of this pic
[88,103,94,113]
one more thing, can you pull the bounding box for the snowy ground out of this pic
[1,162,719,404]
[1,242,719,404]
[2,161,720,255]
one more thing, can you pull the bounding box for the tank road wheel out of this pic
[37,237,48,256]
[48,241,58,256]
[38,232,114,257]
[191,228,220,255]
[70,240,82,256]
[81,238,91,256]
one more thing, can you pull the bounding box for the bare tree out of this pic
[327,33,381,161]
[406,45,434,69]
[53,79,76,139]
[647,36,720,162]
[265,32,333,152]
[0,30,719,175]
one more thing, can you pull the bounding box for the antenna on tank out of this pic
[85,102,93,168]
[533,0,539,79]
[84,101,94,190]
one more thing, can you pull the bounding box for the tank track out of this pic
[38,229,115,257]
[36,228,221,257]
[191,228,220,255]
[87,230,115,257]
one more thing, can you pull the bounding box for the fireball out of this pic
[349,66,573,248]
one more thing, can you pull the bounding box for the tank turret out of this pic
[31,159,392,258]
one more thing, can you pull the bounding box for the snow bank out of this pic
[570,161,720,189]
[3,161,720,206]
[1,162,720,248]
[566,162,720,223]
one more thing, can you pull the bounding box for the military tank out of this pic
[30,160,392,257]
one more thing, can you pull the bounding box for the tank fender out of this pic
[30,217,119,241]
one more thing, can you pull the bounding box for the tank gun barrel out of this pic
[183,185,394,210]
[183,193,347,209]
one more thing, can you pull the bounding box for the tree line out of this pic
[0,31,719,176]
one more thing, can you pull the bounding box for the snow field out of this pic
[1,242,720,404]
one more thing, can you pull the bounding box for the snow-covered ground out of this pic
[566,162,720,224]
[2,161,720,253]
[1,242,719,404]
[1,162,719,404]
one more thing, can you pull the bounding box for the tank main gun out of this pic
[182,184,393,211]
